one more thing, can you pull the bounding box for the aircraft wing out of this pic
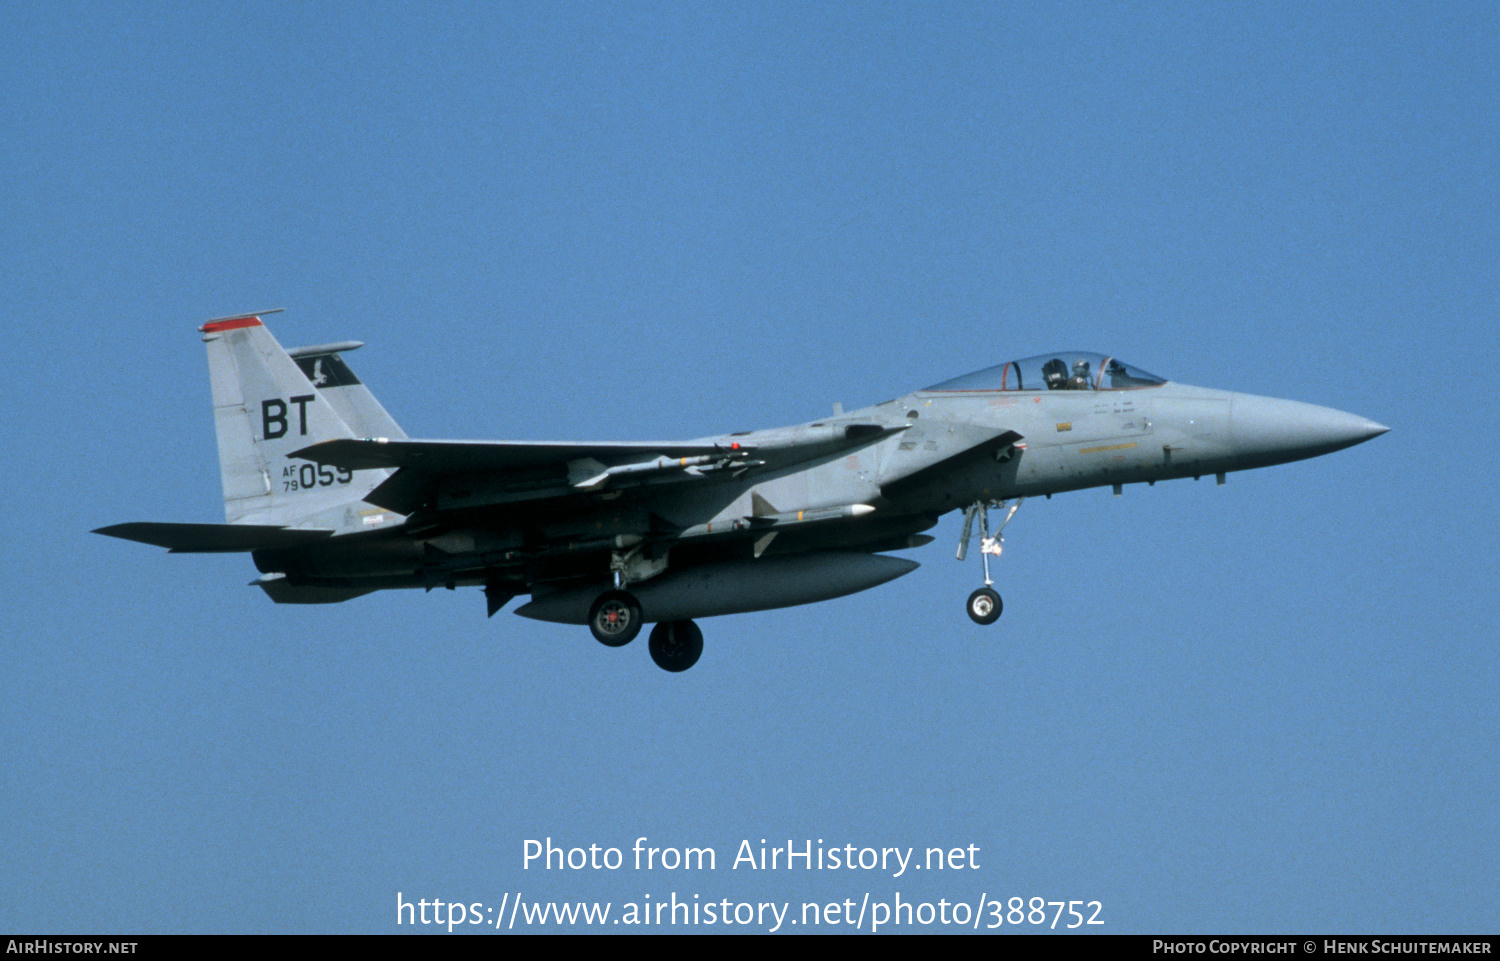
[93,522,334,553]
[291,426,907,515]
[289,438,734,473]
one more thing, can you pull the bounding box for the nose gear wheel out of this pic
[967,587,1002,624]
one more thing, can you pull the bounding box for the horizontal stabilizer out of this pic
[93,522,334,553]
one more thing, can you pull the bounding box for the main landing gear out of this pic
[587,587,704,672]
[957,498,1024,625]
[587,589,642,647]
[648,620,703,672]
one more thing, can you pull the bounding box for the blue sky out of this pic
[3,2,1495,934]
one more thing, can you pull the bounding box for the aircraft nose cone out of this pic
[1231,396,1388,466]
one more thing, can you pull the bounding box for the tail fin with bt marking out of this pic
[199,311,395,526]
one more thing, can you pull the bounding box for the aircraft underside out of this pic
[251,510,942,671]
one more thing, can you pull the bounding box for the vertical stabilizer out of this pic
[200,314,390,525]
[286,342,409,441]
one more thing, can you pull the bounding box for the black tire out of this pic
[966,587,1002,625]
[588,590,642,647]
[648,620,704,672]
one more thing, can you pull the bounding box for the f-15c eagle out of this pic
[97,312,1387,671]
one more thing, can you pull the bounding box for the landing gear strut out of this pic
[648,620,703,672]
[588,589,642,647]
[957,498,1023,625]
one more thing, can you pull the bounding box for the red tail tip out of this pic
[199,316,263,333]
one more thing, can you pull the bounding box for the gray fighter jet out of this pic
[97,312,1388,671]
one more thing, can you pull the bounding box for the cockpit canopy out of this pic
[924,352,1166,392]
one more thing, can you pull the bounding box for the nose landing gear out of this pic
[957,498,1023,625]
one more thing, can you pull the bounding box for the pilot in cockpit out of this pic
[1069,359,1092,390]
